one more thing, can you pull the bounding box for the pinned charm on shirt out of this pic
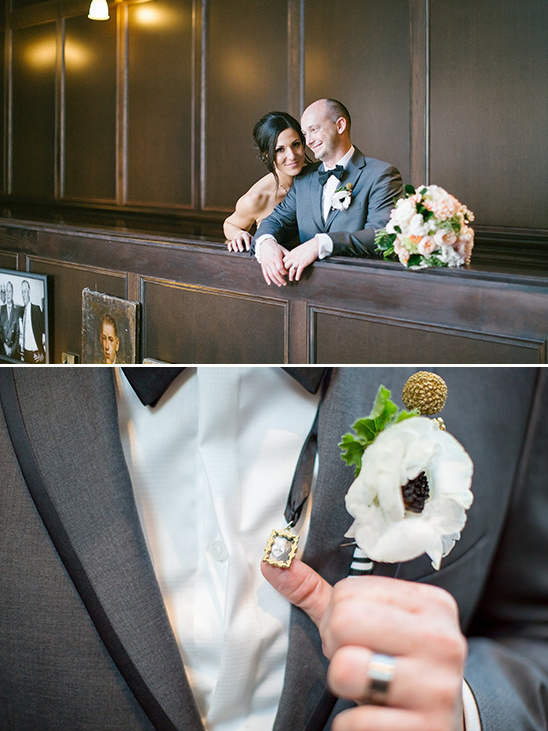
[263,525,300,569]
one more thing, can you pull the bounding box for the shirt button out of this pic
[209,540,229,562]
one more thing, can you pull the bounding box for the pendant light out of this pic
[88,0,110,20]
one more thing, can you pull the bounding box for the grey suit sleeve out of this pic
[465,371,548,730]
[329,164,403,257]
[251,185,299,254]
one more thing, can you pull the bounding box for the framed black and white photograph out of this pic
[81,289,140,365]
[262,528,300,569]
[0,269,49,364]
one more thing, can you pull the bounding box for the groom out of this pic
[1,367,548,730]
[252,99,403,286]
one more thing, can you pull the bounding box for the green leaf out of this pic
[394,408,419,424]
[374,230,398,261]
[404,184,416,196]
[339,385,418,476]
[338,433,367,473]
[416,203,434,221]
[407,254,423,268]
[369,384,398,429]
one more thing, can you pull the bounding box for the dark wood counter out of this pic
[1,217,547,364]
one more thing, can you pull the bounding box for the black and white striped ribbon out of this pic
[348,545,375,575]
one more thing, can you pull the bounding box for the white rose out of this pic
[386,218,397,234]
[437,246,465,267]
[345,417,473,569]
[408,213,429,237]
[393,198,416,226]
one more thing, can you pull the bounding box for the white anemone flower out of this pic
[345,416,473,570]
[331,185,353,211]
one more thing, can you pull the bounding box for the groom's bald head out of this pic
[301,98,352,166]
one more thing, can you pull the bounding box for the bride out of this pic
[223,111,307,252]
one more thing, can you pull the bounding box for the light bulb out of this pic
[88,0,109,20]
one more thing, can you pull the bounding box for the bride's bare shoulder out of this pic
[236,173,276,215]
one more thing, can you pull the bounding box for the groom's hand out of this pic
[259,239,290,287]
[262,559,466,731]
[283,238,320,281]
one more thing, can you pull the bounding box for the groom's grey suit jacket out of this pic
[1,367,547,730]
[252,148,403,257]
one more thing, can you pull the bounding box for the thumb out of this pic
[261,558,333,630]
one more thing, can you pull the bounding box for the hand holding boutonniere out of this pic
[340,371,474,570]
[331,183,353,211]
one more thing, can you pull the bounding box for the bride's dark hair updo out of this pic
[253,111,306,182]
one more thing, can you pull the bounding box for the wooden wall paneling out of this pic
[0,249,18,269]
[193,0,203,212]
[0,3,4,196]
[63,13,117,201]
[296,255,548,363]
[287,297,308,364]
[303,0,411,184]
[409,0,428,186]
[11,20,57,197]
[203,0,289,210]
[141,276,288,363]
[30,227,255,291]
[116,1,126,205]
[309,307,544,364]
[1,219,548,363]
[27,256,127,363]
[126,0,193,207]
[0,224,38,254]
[287,0,304,118]
[10,0,48,10]
[429,0,548,230]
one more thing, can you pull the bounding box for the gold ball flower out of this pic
[402,371,448,416]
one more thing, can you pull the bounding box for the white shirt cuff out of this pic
[462,679,481,731]
[316,233,333,259]
[254,234,278,263]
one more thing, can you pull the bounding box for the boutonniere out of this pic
[339,372,474,570]
[331,183,353,211]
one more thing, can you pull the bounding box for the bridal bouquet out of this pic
[375,184,475,269]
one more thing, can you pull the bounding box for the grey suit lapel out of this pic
[7,368,203,731]
[325,150,367,230]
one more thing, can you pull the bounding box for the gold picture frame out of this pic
[262,528,300,569]
[81,289,140,365]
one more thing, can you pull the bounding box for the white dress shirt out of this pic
[316,145,355,259]
[116,367,319,731]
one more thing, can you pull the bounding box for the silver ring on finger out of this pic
[363,653,396,705]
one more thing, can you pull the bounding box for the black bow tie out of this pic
[122,367,329,406]
[318,165,345,186]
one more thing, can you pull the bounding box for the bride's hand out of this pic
[227,230,252,252]
[260,239,289,287]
